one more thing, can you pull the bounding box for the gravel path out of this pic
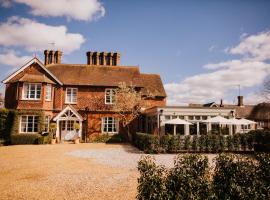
[67,145,177,169]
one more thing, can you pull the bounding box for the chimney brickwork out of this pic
[44,50,62,65]
[86,51,120,66]
[237,96,244,107]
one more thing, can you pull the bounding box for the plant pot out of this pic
[74,138,80,144]
[51,138,56,145]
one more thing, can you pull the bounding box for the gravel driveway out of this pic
[0,143,216,200]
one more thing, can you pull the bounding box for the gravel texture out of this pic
[0,143,216,200]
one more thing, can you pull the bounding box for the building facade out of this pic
[2,50,166,141]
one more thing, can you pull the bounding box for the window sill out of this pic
[21,99,41,101]
[65,102,77,104]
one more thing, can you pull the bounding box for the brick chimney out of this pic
[237,96,244,107]
[44,50,62,65]
[86,51,120,66]
[220,99,224,107]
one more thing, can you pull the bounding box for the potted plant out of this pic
[73,122,80,144]
[50,122,57,144]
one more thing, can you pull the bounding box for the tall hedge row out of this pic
[137,153,270,200]
[134,130,270,153]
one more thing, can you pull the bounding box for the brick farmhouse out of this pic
[2,50,166,141]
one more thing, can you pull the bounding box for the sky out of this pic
[0,0,270,105]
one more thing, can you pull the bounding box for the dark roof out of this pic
[46,64,166,97]
[249,103,270,120]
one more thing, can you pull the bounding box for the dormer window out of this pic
[105,89,116,104]
[22,83,41,100]
[65,88,77,104]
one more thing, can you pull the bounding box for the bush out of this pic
[183,135,191,150]
[106,134,126,143]
[191,136,198,151]
[89,134,112,143]
[11,134,41,145]
[137,156,167,200]
[133,132,160,154]
[166,154,210,200]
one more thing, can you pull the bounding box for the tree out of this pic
[113,82,152,140]
[263,78,270,101]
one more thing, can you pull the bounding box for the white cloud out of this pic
[0,17,85,53]
[229,31,270,61]
[0,50,32,67]
[8,0,105,21]
[165,30,270,105]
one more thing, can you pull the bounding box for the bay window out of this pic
[20,115,39,133]
[65,88,77,104]
[23,83,41,100]
[102,117,118,133]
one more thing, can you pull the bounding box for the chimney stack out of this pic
[237,96,244,107]
[86,51,120,66]
[44,50,62,65]
[220,99,224,107]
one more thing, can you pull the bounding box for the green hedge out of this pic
[137,153,270,200]
[89,134,127,143]
[11,134,42,145]
[134,131,270,153]
[133,132,160,154]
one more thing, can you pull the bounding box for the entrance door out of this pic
[60,120,77,141]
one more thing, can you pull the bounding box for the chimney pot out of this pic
[237,96,244,107]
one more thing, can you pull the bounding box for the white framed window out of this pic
[65,88,77,104]
[45,84,52,101]
[105,88,116,104]
[23,83,41,100]
[44,116,50,132]
[102,117,118,134]
[20,115,39,133]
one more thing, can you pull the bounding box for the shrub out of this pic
[168,135,181,152]
[89,134,112,143]
[218,135,225,151]
[160,134,172,152]
[191,136,198,151]
[226,135,234,151]
[137,156,167,200]
[233,134,241,151]
[183,135,191,150]
[213,154,258,200]
[198,135,207,151]
[106,134,126,143]
[11,134,41,145]
[133,132,160,154]
[208,134,219,152]
[166,154,210,200]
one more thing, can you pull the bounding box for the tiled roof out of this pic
[18,74,55,84]
[46,64,166,97]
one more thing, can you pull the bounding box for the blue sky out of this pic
[0,0,270,105]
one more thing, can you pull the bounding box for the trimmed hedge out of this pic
[134,130,270,153]
[11,134,41,145]
[89,134,127,143]
[137,153,270,200]
[133,132,160,154]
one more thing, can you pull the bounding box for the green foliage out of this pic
[106,134,127,143]
[137,156,167,200]
[11,134,41,145]
[133,132,160,154]
[191,136,198,151]
[90,133,126,143]
[0,109,17,143]
[137,153,270,200]
[166,154,210,200]
[183,135,191,150]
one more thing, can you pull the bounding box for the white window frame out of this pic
[22,83,42,100]
[65,88,78,104]
[101,117,118,134]
[19,115,39,133]
[44,116,50,132]
[45,84,52,101]
[105,88,116,105]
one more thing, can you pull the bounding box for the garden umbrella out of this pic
[202,116,231,134]
[238,118,257,124]
[164,118,192,135]
[202,116,231,124]
[227,118,248,125]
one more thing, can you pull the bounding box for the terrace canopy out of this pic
[164,118,192,136]
[202,116,232,134]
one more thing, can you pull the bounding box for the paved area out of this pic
[0,143,215,200]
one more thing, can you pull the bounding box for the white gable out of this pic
[53,105,83,121]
